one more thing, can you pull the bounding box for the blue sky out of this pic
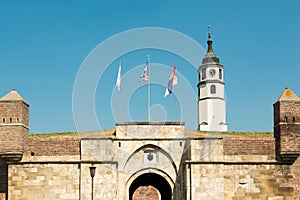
[0,1,299,133]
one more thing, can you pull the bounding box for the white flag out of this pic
[116,63,121,91]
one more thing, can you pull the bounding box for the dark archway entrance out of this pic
[129,173,172,200]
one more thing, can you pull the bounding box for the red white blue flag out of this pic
[164,65,177,97]
[140,59,149,82]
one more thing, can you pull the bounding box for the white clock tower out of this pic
[198,27,227,132]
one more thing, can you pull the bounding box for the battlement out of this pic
[274,88,300,163]
[0,89,29,163]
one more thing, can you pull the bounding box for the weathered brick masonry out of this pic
[293,157,300,198]
[274,88,300,162]
[0,100,29,127]
[0,126,27,153]
[223,137,275,156]
[0,99,29,154]
[25,135,80,156]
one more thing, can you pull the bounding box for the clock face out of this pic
[209,69,216,77]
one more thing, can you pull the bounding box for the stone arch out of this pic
[123,144,178,175]
[125,168,174,200]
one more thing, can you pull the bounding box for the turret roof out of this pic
[202,25,220,64]
[0,89,28,104]
[276,88,300,101]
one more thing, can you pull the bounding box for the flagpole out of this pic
[174,93,177,121]
[147,55,150,122]
[174,62,177,121]
[120,86,122,122]
[120,61,122,122]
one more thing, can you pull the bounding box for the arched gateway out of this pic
[129,173,172,200]
[126,168,174,200]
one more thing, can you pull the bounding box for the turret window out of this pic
[202,69,206,80]
[2,118,5,123]
[211,85,216,94]
[219,69,222,79]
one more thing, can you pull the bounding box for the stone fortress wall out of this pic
[0,88,300,200]
[0,116,300,199]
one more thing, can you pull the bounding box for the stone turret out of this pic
[0,89,29,162]
[274,88,300,163]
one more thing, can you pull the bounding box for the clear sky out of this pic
[0,0,299,133]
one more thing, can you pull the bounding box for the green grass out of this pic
[29,131,79,137]
[185,130,273,138]
[30,129,273,138]
[30,129,116,138]
[220,131,273,137]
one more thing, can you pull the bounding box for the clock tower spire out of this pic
[198,26,227,131]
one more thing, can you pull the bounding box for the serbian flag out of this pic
[140,59,149,82]
[164,65,177,97]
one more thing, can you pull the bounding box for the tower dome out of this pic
[202,25,220,64]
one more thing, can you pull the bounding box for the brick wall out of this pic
[223,164,294,199]
[9,163,80,200]
[0,161,7,200]
[80,163,118,200]
[277,125,300,153]
[274,101,300,125]
[292,156,300,199]
[223,137,275,156]
[132,186,160,200]
[0,101,29,128]
[0,101,29,154]
[274,100,300,158]
[187,163,294,199]
[25,135,80,156]
[0,126,28,153]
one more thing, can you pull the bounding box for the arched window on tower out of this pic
[202,68,206,80]
[211,85,216,94]
[219,69,222,80]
